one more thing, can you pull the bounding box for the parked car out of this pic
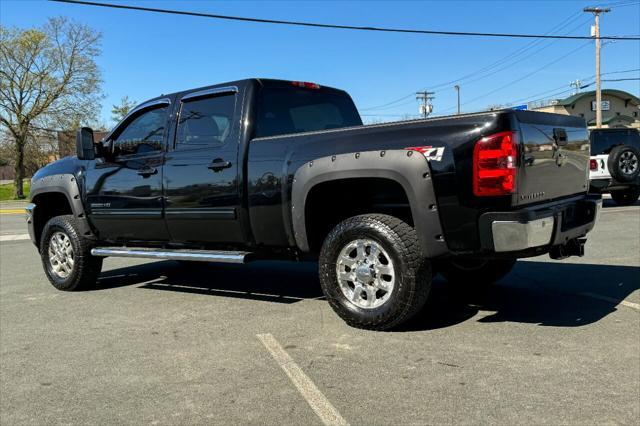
[589,128,640,205]
[26,79,601,330]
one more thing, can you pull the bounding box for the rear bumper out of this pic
[590,177,639,193]
[478,194,601,256]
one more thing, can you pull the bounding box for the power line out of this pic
[601,77,640,81]
[425,14,591,91]
[362,10,591,111]
[442,68,639,113]
[51,0,640,41]
[437,41,594,113]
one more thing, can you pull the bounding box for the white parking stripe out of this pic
[580,292,640,311]
[257,333,348,426]
[0,234,30,242]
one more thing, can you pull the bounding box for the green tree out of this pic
[111,96,136,124]
[0,17,102,198]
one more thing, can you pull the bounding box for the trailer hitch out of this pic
[549,238,586,260]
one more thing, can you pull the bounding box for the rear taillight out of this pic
[590,159,598,170]
[473,131,517,197]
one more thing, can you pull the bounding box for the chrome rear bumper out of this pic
[491,217,555,252]
[479,194,601,256]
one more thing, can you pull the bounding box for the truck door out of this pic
[85,100,171,242]
[163,87,243,243]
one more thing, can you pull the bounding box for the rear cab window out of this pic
[254,82,362,138]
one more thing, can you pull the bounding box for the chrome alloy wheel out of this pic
[48,231,75,279]
[619,151,638,175]
[336,239,395,309]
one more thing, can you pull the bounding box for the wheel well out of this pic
[304,178,413,253]
[32,192,73,247]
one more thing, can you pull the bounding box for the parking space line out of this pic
[0,234,30,242]
[601,207,640,213]
[257,333,348,426]
[580,292,640,311]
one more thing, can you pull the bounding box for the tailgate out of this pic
[514,111,589,206]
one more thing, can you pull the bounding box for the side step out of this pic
[90,247,251,264]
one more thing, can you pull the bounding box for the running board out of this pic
[90,247,251,264]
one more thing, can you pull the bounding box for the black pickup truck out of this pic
[28,78,601,330]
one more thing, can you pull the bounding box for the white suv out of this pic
[589,128,640,205]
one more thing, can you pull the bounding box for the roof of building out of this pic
[555,89,640,106]
[587,114,636,125]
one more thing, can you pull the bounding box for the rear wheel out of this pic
[610,187,640,206]
[318,214,431,331]
[439,258,516,290]
[40,215,102,291]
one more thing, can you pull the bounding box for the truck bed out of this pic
[247,110,589,252]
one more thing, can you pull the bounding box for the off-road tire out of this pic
[318,214,431,331]
[40,215,103,291]
[439,258,516,290]
[610,187,640,206]
[608,145,640,183]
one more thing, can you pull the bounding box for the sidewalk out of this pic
[0,200,29,212]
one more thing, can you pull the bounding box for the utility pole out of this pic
[569,79,583,95]
[454,85,461,114]
[416,90,435,118]
[584,6,610,129]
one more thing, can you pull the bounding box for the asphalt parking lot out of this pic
[1,199,638,425]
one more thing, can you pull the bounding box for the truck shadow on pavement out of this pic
[405,260,639,331]
[96,259,638,331]
[97,260,324,303]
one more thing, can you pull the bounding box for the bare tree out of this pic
[0,17,102,198]
[111,96,136,124]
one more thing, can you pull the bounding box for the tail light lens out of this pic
[291,81,320,89]
[590,159,598,170]
[473,131,517,197]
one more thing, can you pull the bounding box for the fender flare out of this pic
[29,173,95,240]
[290,149,448,258]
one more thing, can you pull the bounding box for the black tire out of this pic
[40,215,103,291]
[610,187,640,206]
[439,258,516,290]
[318,214,431,331]
[608,145,640,183]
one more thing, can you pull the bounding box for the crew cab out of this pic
[27,79,601,330]
[589,128,640,205]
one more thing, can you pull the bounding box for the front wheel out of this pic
[439,258,516,290]
[610,187,640,206]
[40,215,103,291]
[318,214,431,331]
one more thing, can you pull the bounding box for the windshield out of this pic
[255,86,362,138]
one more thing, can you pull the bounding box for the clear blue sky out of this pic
[2,0,639,126]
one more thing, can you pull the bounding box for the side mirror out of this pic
[76,127,95,160]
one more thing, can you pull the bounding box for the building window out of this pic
[633,112,638,118]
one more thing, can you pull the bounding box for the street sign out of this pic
[512,104,528,110]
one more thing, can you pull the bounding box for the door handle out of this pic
[208,159,232,172]
[137,166,157,177]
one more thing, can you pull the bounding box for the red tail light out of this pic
[473,131,517,197]
[291,81,320,89]
[590,159,598,170]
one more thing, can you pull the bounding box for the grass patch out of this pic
[0,181,30,201]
